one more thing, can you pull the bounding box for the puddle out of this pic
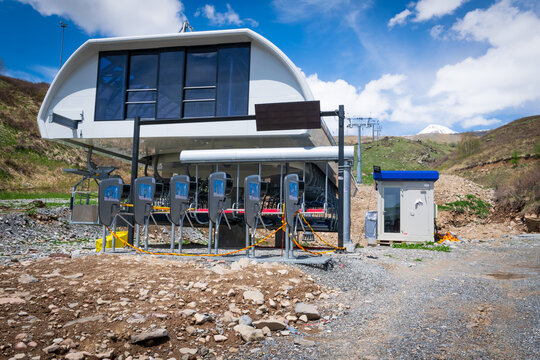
[486,272,529,280]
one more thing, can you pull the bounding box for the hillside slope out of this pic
[0,75,126,194]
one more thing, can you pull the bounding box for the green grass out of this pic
[392,241,451,252]
[354,137,454,184]
[414,258,423,262]
[438,194,491,218]
[0,191,71,200]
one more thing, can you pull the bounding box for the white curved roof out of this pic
[38,28,314,123]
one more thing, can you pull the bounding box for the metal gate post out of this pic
[344,160,353,251]
[338,105,345,249]
[357,125,362,184]
[127,116,140,245]
[170,223,176,252]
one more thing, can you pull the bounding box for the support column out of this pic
[337,105,345,249]
[356,125,362,184]
[344,160,354,252]
[127,116,140,245]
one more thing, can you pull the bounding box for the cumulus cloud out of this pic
[429,0,540,116]
[195,4,258,27]
[312,1,540,132]
[389,0,467,27]
[17,0,186,36]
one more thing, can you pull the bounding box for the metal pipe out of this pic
[357,125,362,184]
[112,219,116,252]
[208,221,213,254]
[325,163,328,211]
[236,164,240,209]
[170,223,176,252]
[144,218,149,251]
[101,226,107,253]
[128,116,141,245]
[178,218,184,253]
[245,224,250,257]
[180,146,355,163]
[338,105,344,249]
[195,165,199,210]
[280,163,283,206]
[343,160,352,246]
[135,224,140,248]
[285,225,290,259]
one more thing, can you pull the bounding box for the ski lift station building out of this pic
[37,28,354,234]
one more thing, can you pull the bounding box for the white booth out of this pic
[374,170,439,243]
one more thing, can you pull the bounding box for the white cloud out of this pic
[460,116,501,129]
[17,0,186,36]
[388,9,412,28]
[195,4,258,27]
[389,0,467,27]
[430,24,444,38]
[309,1,540,133]
[429,0,540,116]
[32,65,58,82]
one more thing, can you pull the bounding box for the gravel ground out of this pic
[1,206,538,359]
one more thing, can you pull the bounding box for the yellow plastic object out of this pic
[96,231,127,252]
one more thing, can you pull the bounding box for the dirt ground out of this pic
[0,255,328,360]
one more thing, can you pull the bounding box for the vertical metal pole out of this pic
[178,221,184,253]
[324,162,328,211]
[338,105,345,249]
[59,22,66,69]
[245,224,250,257]
[112,218,117,252]
[195,165,199,210]
[144,220,149,251]
[344,160,352,248]
[135,224,140,248]
[302,162,306,210]
[280,163,283,206]
[170,223,176,252]
[357,125,362,184]
[285,225,290,259]
[128,116,140,245]
[372,125,375,142]
[101,226,107,253]
[214,221,219,255]
[208,221,213,254]
[258,163,261,176]
[236,164,239,209]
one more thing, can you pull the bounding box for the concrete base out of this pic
[344,243,356,253]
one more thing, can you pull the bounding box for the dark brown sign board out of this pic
[255,101,321,131]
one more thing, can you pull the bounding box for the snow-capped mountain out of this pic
[418,124,457,135]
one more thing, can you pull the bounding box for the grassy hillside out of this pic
[354,137,455,183]
[0,75,127,196]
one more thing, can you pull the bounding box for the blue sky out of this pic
[1,0,539,135]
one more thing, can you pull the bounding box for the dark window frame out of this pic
[94,43,251,122]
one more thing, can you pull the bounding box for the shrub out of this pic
[495,165,540,215]
[510,149,520,167]
[457,134,481,158]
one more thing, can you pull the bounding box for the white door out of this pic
[401,188,431,240]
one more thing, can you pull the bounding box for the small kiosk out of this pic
[374,170,439,244]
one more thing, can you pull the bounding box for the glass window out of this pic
[185,88,215,101]
[383,187,401,233]
[157,50,184,119]
[217,45,250,116]
[95,53,127,120]
[128,53,158,89]
[185,50,217,87]
[126,103,155,119]
[184,101,215,118]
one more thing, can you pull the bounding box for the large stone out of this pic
[126,314,147,324]
[243,290,264,304]
[233,325,265,342]
[294,338,316,347]
[194,313,211,325]
[252,318,287,331]
[222,311,237,324]
[179,348,197,355]
[0,297,26,305]
[214,335,227,342]
[129,329,169,344]
[294,303,320,320]
[63,315,104,328]
[65,351,92,360]
[43,344,61,354]
[238,315,252,326]
[18,274,38,284]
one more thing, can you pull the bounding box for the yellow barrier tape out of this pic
[105,223,285,257]
[299,213,345,250]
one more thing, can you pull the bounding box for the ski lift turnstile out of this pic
[169,175,191,253]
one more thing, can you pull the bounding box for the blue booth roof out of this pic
[373,170,439,182]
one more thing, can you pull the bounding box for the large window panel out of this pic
[95,53,127,120]
[126,52,158,119]
[217,45,250,116]
[184,101,215,118]
[185,50,217,87]
[157,50,184,119]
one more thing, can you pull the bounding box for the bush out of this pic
[495,165,540,215]
[457,135,481,158]
[510,149,520,167]
[438,194,491,218]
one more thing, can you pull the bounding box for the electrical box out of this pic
[374,171,438,243]
[169,175,191,226]
[134,177,156,225]
[283,174,303,226]
[244,175,261,229]
[98,178,123,226]
[208,172,233,223]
